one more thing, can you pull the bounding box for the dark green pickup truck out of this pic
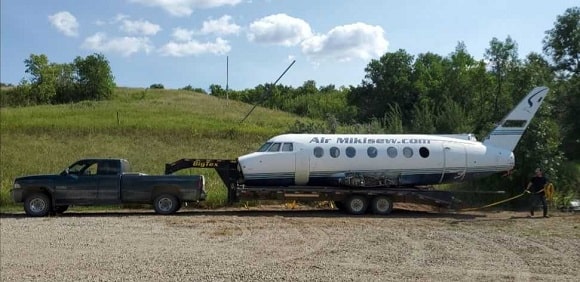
[11,158,206,217]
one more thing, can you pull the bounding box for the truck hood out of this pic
[14,174,60,182]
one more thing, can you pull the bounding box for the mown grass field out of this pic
[0,88,307,207]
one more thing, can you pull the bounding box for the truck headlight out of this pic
[13,183,21,189]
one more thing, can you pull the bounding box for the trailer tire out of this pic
[371,196,393,215]
[153,194,179,215]
[345,195,368,215]
[24,193,51,217]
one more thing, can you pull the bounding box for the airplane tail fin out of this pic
[483,86,549,151]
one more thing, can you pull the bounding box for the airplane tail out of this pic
[483,86,549,151]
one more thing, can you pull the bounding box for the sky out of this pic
[1,0,577,91]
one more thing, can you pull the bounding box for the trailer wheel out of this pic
[371,196,393,215]
[153,194,179,215]
[24,193,51,217]
[345,195,368,215]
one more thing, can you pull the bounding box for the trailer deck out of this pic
[165,158,459,214]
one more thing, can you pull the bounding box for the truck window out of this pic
[98,160,120,175]
[68,160,98,175]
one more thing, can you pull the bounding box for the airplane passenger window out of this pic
[367,147,378,158]
[419,147,430,158]
[282,143,294,152]
[330,147,340,158]
[387,147,397,158]
[346,147,356,158]
[257,142,272,152]
[403,147,413,158]
[313,147,324,158]
[268,143,281,152]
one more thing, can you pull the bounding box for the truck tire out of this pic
[345,195,368,215]
[24,193,51,217]
[153,194,179,215]
[371,196,393,215]
[54,205,69,214]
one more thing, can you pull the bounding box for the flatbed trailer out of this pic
[165,158,459,215]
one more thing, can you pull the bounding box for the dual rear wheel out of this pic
[337,195,393,215]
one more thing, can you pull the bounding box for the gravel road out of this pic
[1,207,579,281]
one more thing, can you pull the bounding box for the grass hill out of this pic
[0,88,308,207]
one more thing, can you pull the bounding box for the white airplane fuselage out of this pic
[238,133,513,187]
[237,86,549,188]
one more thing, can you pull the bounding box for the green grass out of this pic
[0,88,307,208]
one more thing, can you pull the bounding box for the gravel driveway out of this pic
[1,207,579,281]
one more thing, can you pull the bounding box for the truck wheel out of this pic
[24,193,51,217]
[153,194,179,215]
[371,196,393,215]
[54,205,69,214]
[345,195,368,215]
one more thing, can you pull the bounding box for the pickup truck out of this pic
[11,158,206,217]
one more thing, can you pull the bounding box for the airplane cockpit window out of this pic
[419,147,430,158]
[387,147,397,158]
[403,147,413,158]
[268,143,282,152]
[313,147,324,158]
[346,147,356,158]
[257,142,273,152]
[367,147,378,158]
[281,143,293,152]
[330,147,340,158]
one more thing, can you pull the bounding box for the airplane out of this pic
[237,86,549,188]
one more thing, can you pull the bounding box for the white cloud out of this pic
[172,27,195,42]
[129,0,242,17]
[158,38,231,56]
[48,11,79,37]
[120,19,162,35]
[82,32,153,56]
[301,22,388,62]
[247,14,312,46]
[200,15,240,35]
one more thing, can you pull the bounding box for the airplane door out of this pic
[441,142,467,183]
[295,147,310,185]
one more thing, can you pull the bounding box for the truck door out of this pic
[96,160,121,204]
[441,142,467,183]
[54,160,99,205]
[294,146,310,185]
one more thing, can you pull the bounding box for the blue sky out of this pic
[1,0,577,90]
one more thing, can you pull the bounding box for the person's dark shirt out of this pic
[530,176,548,195]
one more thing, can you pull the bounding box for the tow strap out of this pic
[459,183,554,211]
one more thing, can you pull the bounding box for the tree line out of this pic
[1,53,115,106]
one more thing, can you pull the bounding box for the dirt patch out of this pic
[1,207,579,281]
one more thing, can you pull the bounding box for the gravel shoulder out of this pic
[1,206,579,281]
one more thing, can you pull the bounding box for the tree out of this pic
[348,49,415,123]
[149,83,164,89]
[543,7,580,160]
[543,7,580,77]
[74,53,115,101]
[484,36,520,120]
[24,54,57,104]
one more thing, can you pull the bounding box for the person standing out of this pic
[526,168,549,218]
